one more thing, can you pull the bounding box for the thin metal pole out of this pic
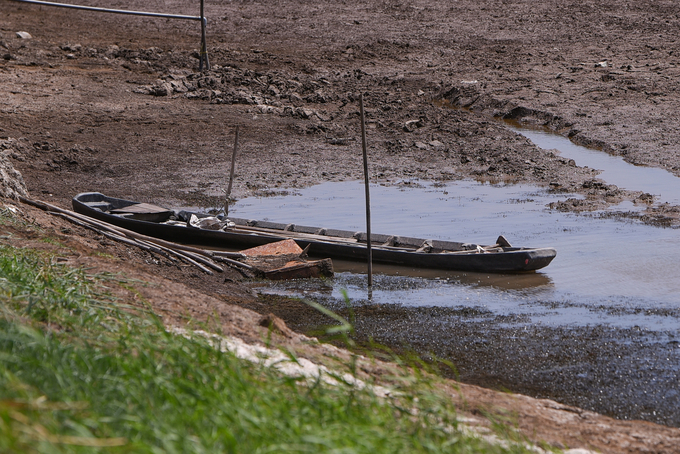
[12,0,202,21]
[199,0,210,71]
[225,126,239,217]
[12,0,209,71]
[359,93,373,287]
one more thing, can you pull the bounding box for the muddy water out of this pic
[234,179,680,427]
[235,180,680,328]
[507,124,680,205]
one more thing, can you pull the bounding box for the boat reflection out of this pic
[330,258,554,291]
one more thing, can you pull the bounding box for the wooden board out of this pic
[264,258,334,280]
[240,239,303,257]
[110,203,172,214]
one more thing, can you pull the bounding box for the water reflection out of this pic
[330,258,554,290]
[233,180,680,329]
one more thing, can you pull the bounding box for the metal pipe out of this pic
[12,0,210,70]
[202,18,210,70]
[359,93,373,287]
[12,0,203,21]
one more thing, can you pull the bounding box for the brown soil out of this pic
[3,1,680,452]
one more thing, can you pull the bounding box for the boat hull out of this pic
[72,192,556,273]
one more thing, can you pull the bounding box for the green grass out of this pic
[0,237,539,453]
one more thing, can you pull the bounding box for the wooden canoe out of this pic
[72,192,556,273]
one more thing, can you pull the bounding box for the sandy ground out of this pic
[3,0,680,451]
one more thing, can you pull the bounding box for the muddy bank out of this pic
[2,199,679,453]
[241,291,680,428]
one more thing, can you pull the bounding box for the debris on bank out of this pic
[239,239,334,280]
[0,138,28,200]
[19,196,333,281]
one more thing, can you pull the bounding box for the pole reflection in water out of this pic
[235,179,680,329]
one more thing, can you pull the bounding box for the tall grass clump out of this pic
[0,242,536,453]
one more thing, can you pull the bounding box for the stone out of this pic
[315,111,331,122]
[105,45,120,58]
[60,44,82,52]
[268,84,280,97]
[169,80,188,93]
[289,93,303,106]
[258,313,294,337]
[132,86,152,95]
[151,81,173,96]
[1,147,28,200]
[296,108,315,119]
[404,119,423,132]
[15,31,32,40]
[257,104,275,114]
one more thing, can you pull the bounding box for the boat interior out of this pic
[76,192,515,254]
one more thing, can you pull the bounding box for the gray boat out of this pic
[73,192,557,273]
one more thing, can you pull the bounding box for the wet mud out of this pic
[232,179,680,429]
[243,293,680,428]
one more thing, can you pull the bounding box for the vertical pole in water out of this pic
[360,93,373,287]
[199,0,210,71]
[225,126,239,217]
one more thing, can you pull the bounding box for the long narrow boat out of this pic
[72,192,556,272]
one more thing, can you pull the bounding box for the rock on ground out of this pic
[0,139,28,200]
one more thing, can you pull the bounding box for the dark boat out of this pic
[72,192,556,273]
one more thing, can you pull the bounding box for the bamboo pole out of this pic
[49,211,218,275]
[212,255,257,271]
[199,0,210,71]
[359,93,373,287]
[135,237,222,272]
[21,197,214,258]
[19,197,229,275]
[225,126,239,217]
[209,250,246,259]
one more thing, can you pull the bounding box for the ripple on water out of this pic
[235,179,680,329]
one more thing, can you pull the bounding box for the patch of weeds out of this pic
[92,250,116,259]
[0,205,25,228]
[0,245,123,332]
[39,236,63,246]
[0,246,537,453]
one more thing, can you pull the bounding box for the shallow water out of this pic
[508,124,680,205]
[234,180,680,330]
[232,129,680,427]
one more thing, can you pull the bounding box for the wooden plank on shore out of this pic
[263,258,334,280]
